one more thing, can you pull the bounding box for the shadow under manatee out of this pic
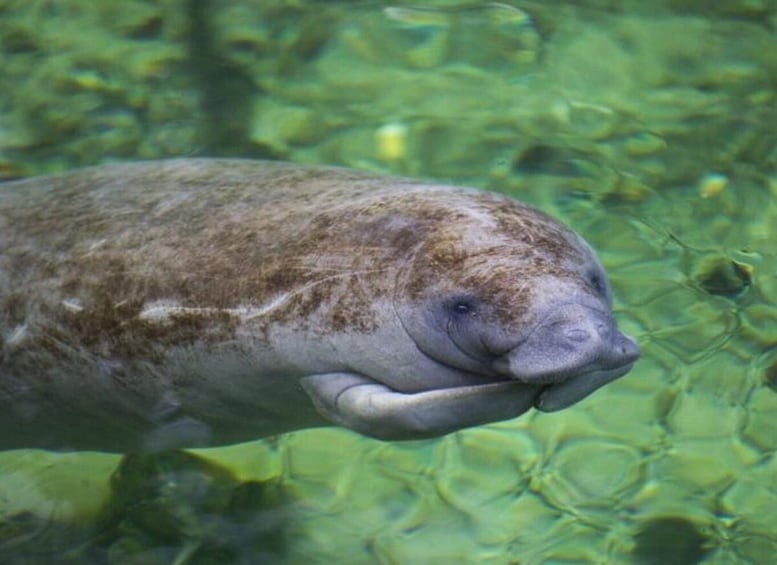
[1,450,290,565]
[184,0,258,158]
[95,450,289,564]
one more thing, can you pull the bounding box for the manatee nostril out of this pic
[618,334,641,361]
[595,321,612,339]
[565,328,591,343]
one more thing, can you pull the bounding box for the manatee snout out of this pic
[610,330,641,367]
[492,303,640,409]
[551,308,640,371]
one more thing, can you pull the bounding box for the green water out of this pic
[1,0,776,563]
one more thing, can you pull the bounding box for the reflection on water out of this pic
[1,0,776,563]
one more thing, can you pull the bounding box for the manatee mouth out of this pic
[533,360,637,412]
[490,303,641,408]
[492,331,640,384]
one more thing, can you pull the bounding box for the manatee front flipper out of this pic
[300,373,539,440]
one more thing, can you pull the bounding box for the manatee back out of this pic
[0,159,407,324]
[1,159,427,450]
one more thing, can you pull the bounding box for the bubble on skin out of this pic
[61,298,84,312]
[5,324,28,349]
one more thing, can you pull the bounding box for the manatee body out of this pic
[0,159,639,452]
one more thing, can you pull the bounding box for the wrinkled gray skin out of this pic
[0,159,639,452]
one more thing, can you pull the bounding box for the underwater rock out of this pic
[632,516,711,565]
[763,361,777,393]
[693,256,752,298]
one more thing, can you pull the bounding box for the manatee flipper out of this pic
[300,373,539,440]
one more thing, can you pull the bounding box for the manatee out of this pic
[0,159,639,452]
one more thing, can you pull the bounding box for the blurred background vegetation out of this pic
[1,1,777,563]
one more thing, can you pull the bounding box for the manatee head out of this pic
[393,191,640,411]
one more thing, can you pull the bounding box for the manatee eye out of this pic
[446,296,477,317]
[588,271,607,297]
[454,302,472,315]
